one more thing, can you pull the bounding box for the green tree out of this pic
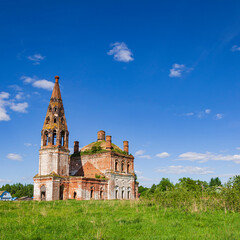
[209,177,222,187]
[156,178,174,191]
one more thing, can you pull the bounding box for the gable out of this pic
[74,162,103,178]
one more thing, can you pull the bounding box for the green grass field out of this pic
[0,200,240,240]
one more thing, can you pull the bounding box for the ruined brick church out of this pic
[33,76,138,201]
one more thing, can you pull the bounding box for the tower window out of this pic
[54,118,57,123]
[115,161,118,171]
[127,163,130,173]
[44,131,48,146]
[61,131,65,146]
[46,117,50,124]
[54,107,57,112]
[52,130,57,146]
[121,162,124,172]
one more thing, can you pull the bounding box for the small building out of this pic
[0,191,13,201]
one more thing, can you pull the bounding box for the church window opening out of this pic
[115,190,118,199]
[115,161,118,171]
[52,130,57,145]
[54,107,57,112]
[128,191,130,199]
[122,190,124,199]
[61,131,65,146]
[121,162,124,172]
[127,163,130,173]
[54,118,57,123]
[46,116,50,124]
[74,192,77,199]
[44,131,48,146]
[60,185,64,200]
[100,190,103,200]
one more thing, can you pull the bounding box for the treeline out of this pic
[138,176,240,212]
[0,183,33,198]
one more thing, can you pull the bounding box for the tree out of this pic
[209,177,222,187]
[156,178,174,191]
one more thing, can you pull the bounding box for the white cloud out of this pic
[236,147,240,150]
[21,76,35,84]
[15,92,24,100]
[21,76,54,91]
[135,149,151,159]
[138,155,152,159]
[107,42,134,62]
[169,64,193,78]
[135,170,143,175]
[178,151,240,164]
[10,102,28,113]
[8,85,22,91]
[24,143,32,147]
[7,153,22,161]
[205,109,211,114]
[0,179,11,183]
[135,150,145,156]
[215,113,223,120]
[156,165,213,175]
[27,54,45,65]
[184,112,194,116]
[232,45,240,52]
[156,152,170,158]
[32,80,54,91]
[0,92,11,121]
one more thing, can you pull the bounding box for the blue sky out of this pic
[1,0,240,187]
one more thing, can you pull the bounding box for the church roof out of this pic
[81,140,121,152]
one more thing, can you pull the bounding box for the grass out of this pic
[1,200,240,240]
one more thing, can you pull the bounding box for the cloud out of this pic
[10,102,28,113]
[178,151,240,164]
[7,153,22,161]
[0,179,11,183]
[135,149,151,159]
[156,152,170,158]
[0,92,11,121]
[236,147,240,150]
[24,143,32,147]
[15,92,24,100]
[21,76,54,91]
[27,54,45,65]
[135,170,143,175]
[231,45,240,52]
[32,80,54,91]
[107,42,134,62]
[215,113,223,120]
[135,150,145,156]
[205,109,211,114]
[156,165,213,175]
[8,85,22,91]
[184,112,194,116]
[169,64,193,78]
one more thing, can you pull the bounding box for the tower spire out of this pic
[41,76,69,150]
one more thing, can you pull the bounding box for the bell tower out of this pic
[39,76,70,176]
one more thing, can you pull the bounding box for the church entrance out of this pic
[59,185,64,200]
[40,185,46,201]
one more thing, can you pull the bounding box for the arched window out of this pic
[90,186,94,199]
[54,117,57,123]
[115,161,118,171]
[46,116,50,124]
[44,131,48,146]
[127,163,130,173]
[74,192,77,199]
[100,188,103,200]
[61,131,65,146]
[52,130,57,146]
[115,190,118,199]
[121,162,124,172]
[59,185,64,200]
[48,106,52,112]
[128,191,131,199]
[122,190,124,199]
[54,107,57,112]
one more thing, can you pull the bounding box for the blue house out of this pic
[0,191,13,201]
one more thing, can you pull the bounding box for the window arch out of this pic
[46,116,50,124]
[40,185,46,201]
[127,163,130,173]
[52,130,57,146]
[115,161,118,171]
[121,162,124,172]
[54,117,57,123]
[43,131,49,146]
[90,186,94,199]
[73,192,77,199]
[61,131,65,146]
